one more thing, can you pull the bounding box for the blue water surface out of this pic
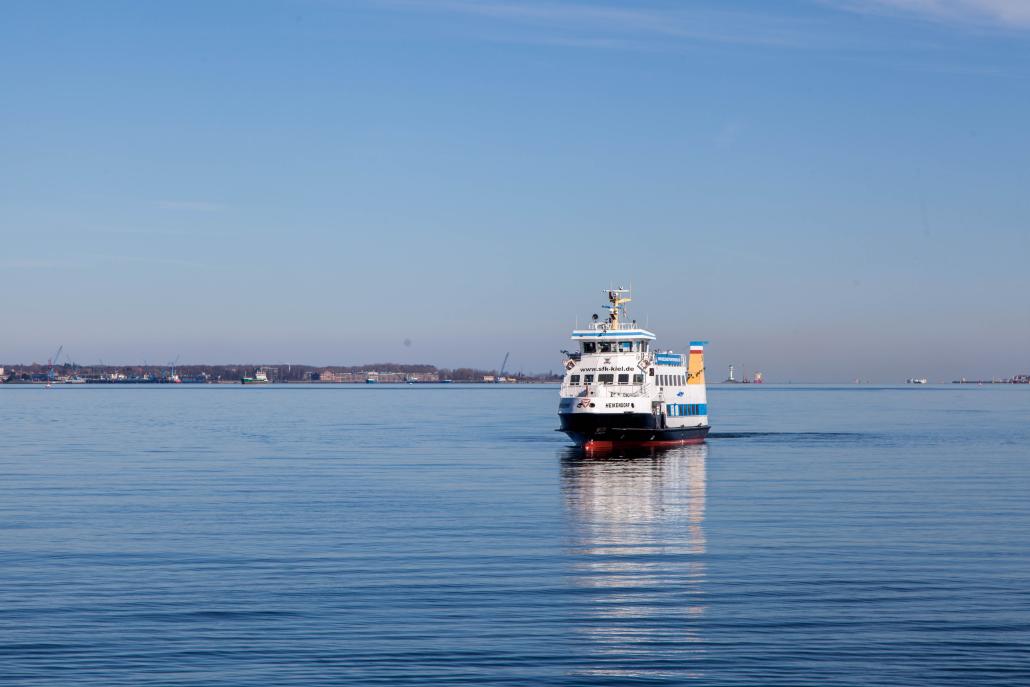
[1,384,1028,685]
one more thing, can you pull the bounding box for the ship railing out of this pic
[583,321,645,332]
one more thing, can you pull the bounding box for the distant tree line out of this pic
[2,361,561,383]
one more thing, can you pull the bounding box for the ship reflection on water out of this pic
[561,444,708,682]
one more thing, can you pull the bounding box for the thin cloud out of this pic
[1,255,209,270]
[156,200,226,211]
[373,0,836,49]
[0,259,74,270]
[98,254,210,269]
[824,0,1030,29]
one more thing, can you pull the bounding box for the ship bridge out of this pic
[571,324,656,354]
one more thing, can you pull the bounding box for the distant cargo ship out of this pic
[906,378,928,385]
[558,288,710,449]
[241,369,269,384]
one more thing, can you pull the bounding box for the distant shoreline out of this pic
[0,362,562,385]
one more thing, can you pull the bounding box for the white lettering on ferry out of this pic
[605,403,634,408]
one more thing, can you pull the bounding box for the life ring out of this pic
[565,360,576,371]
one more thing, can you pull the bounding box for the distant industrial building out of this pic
[305,369,441,383]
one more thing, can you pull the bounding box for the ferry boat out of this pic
[558,289,710,449]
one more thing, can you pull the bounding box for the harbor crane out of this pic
[47,345,64,383]
[167,355,181,383]
[497,352,510,383]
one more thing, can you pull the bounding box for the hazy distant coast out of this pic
[0,362,561,385]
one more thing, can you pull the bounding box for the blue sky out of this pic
[2,0,1028,381]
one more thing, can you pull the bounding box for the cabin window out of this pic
[619,341,632,352]
[649,368,654,376]
[598,373,614,384]
[583,342,596,353]
[584,374,594,384]
[668,403,706,417]
[669,403,706,415]
[634,374,644,383]
[569,375,580,385]
[617,373,629,384]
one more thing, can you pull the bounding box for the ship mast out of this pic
[604,288,632,329]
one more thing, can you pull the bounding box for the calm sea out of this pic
[2,384,1029,685]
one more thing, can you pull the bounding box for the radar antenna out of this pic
[601,287,632,329]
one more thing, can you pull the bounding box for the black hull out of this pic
[559,412,709,447]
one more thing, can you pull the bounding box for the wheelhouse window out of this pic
[599,342,613,353]
[597,374,614,384]
[617,373,629,384]
[569,375,580,385]
[583,342,596,353]
[619,341,633,352]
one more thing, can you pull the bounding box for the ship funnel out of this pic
[688,341,706,385]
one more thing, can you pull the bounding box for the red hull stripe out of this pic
[689,350,703,354]
[584,438,706,449]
